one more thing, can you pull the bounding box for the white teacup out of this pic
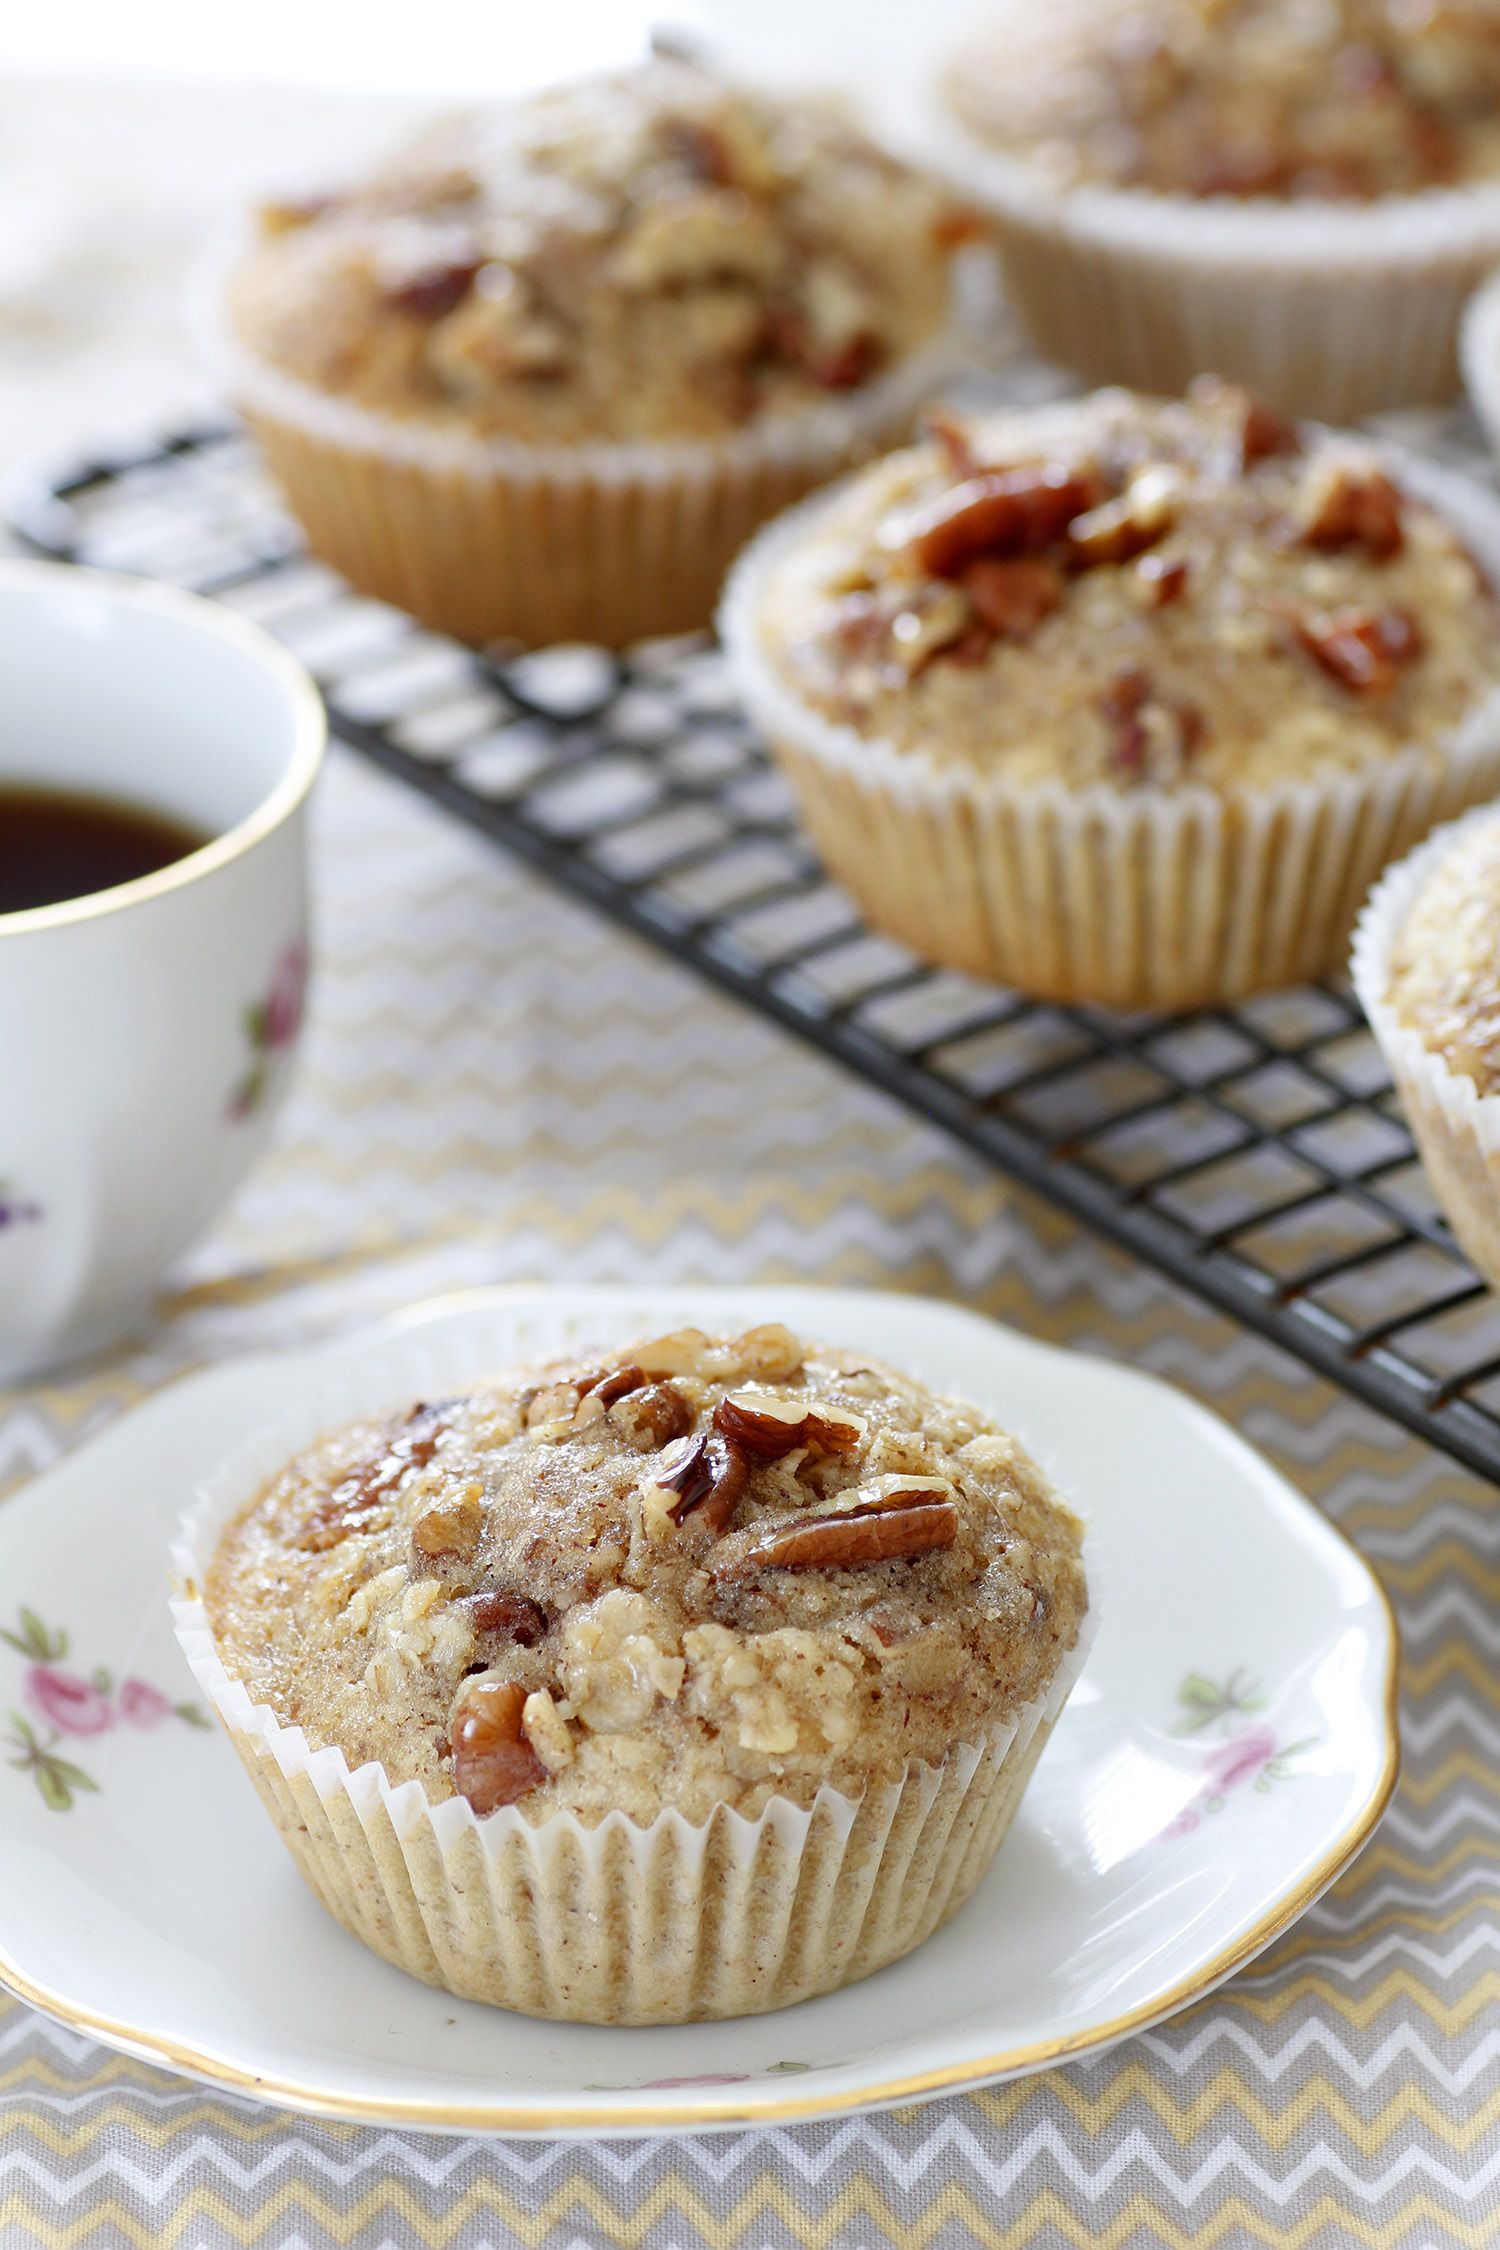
[0,559,324,1380]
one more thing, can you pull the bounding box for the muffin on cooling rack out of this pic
[938,0,1500,418]
[1354,805,1500,1291]
[720,379,1500,1009]
[226,58,981,648]
[171,1321,1089,2024]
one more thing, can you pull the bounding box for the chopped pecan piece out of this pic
[609,1380,694,1450]
[1299,461,1404,560]
[1066,466,1180,567]
[963,555,1063,640]
[718,1486,958,1574]
[1189,376,1301,469]
[1241,394,1302,468]
[889,586,972,672]
[923,405,980,479]
[580,1364,650,1409]
[659,113,735,186]
[1290,605,1423,696]
[905,465,1108,577]
[450,1678,547,1815]
[1100,668,1205,777]
[300,1402,447,1552]
[654,1431,752,1536]
[412,1486,483,1561]
[712,1389,867,1459]
[1136,552,1189,607]
[469,1589,549,1647]
[387,258,483,320]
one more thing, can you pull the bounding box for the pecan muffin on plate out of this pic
[721,379,1500,1007]
[171,1322,1089,2024]
[939,0,1500,417]
[1354,803,1500,1290]
[226,58,980,647]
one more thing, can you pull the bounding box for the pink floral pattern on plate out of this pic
[1159,1668,1316,1841]
[230,941,307,1120]
[3,1607,208,1812]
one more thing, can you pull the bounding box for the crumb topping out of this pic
[203,1326,1087,1825]
[946,0,1500,201]
[231,60,976,443]
[752,382,1500,791]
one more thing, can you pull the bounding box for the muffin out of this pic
[939,0,1500,418]
[720,380,1500,1009]
[1460,260,1500,467]
[170,1322,1090,2024]
[226,59,980,648]
[1353,804,1500,1289]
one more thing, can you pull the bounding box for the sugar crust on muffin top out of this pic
[750,382,1500,791]
[1386,815,1500,1092]
[230,60,974,445]
[204,1325,1087,1826]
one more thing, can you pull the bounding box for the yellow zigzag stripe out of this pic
[7,2178,1500,2250]
[973,2065,1500,2154]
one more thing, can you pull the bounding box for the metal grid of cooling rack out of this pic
[12,403,1500,1483]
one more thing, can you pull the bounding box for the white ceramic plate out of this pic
[0,1285,1397,2136]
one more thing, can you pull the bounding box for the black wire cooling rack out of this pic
[13,404,1500,1483]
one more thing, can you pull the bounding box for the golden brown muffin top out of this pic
[749,382,1500,791]
[204,1325,1087,1826]
[231,60,976,445]
[1387,815,1500,1090]
[946,0,1500,200]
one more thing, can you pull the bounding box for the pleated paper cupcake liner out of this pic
[719,448,1500,1011]
[226,304,975,649]
[1352,802,1500,1291]
[1460,266,1500,468]
[169,1323,1093,2026]
[941,141,1500,420]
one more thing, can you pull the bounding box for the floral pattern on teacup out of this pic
[1159,1669,1316,1841]
[230,941,307,1120]
[0,1180,41,1231]
[3,1606,208,1812]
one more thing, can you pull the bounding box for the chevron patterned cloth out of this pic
[0,749,1496,2249]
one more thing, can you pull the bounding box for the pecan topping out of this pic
[1066,466,1180,567]
[387,258,483,320]
[1299,461,1404,560]
[1240,394,1302,469]
[963,556,1063,641]
[1100,667,1205,777]
[411,1487,483,1561]
[609,1380,694,1451]
[469,1589,549,1647]
[1137,553,1189,607]
[1290,605,1423,697]
[923,405,981,480]
[718,1482,958,1574]
[300,1402,447,1552]
[712,1389,867,1459]
[653,1431,752,1536]
[450,1678,547,1815]
[808,332,883,390]
[581,1364,650,1409]
[905,465,1108,577]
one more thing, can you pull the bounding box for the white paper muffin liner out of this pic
[223,273,981,649]
[1352,801,1500,1291]
[1460,265,1500,467]
[719,444,1500,1010]
[940,138,1500,420]
[168,1322,1093,2026]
